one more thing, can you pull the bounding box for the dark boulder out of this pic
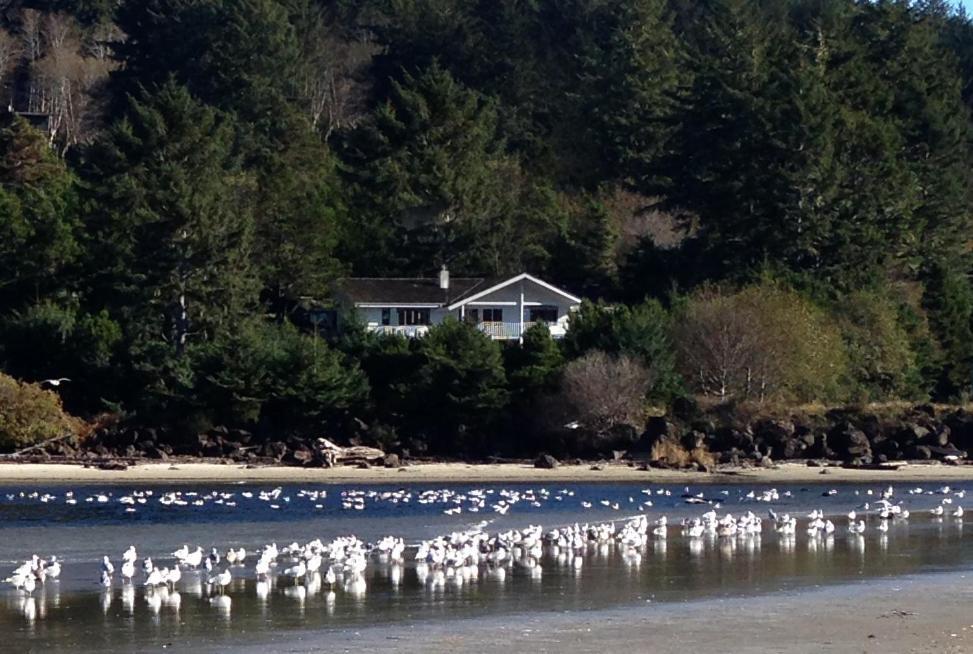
[897,422,930,447]
[944,410,973,450]
[755,419,806,459]
[261,441,288,461]
[911,445,933,460]
[534,454,559,469]
[711,427,754,452]
[643,416,680,442]
[720,449,742,466]
[828,422,872,462]
[681,430,706,452]
[291,446,314,465]
[930,426,950,448]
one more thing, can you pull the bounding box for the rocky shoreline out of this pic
[679,403,972,468]
[7,403,973,473]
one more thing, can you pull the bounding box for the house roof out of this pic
[446,273,582,310]
[335,277,488,306]
[336,273,582,308]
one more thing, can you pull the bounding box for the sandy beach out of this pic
[2,459,973,484]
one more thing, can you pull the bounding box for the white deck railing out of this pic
[370,325,431,338]
[368,321,566,340]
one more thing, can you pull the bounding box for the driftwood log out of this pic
[0,432,76,459]
[314,438,385,467]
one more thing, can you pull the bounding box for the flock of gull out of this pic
[2,482,970,622]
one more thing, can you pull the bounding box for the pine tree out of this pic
[575,0,685,191]
[78,81,257,409]
[339,63,560,276]
[0,116,78,310]
[506,323,564,397]
[406,319,508,454]
[922,258,973,400]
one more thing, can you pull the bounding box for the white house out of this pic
[335,268,582,341]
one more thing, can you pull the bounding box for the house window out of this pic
[482,308,503,322]
[466,308,479,324]
[397,308,431,326]
[529,306,558,323]
[381,308,391,326]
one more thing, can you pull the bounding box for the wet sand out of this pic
[1,460,973,485]
[223,572,973,654]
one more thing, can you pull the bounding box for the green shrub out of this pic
[834,289,925,401]
[0,373,80,451]
[673,282,847,403]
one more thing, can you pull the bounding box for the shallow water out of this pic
[1,480,971,652]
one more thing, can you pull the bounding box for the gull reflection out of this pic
[165,591,181,613]
[121,585,135,615]
[20,597,36,624]
[100,589,112,615]
[145,588,162,616]
[390,564,403,587]
[255,580,270,602]
[209,594,231,619]
[306,571,322,595]
[653,539,667,557]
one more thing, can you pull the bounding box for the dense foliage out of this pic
[2,0,973,456]
[0,372,79,450]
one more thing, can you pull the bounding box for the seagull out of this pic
[323,566,337,586]
[183,547,203,569]
[120,559,135,583]
[40,378,70,387]
[208,569,231,595]
[166,566,181,589]
[144,568,164,587]
[283,560,307,582]
[254,557,271,580]
[46,556,61,580]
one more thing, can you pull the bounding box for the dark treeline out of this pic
[2,0,973,458]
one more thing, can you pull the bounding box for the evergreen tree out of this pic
[405,319,508,454]
[575,0,685,191]
[339,63,560,276]
[922,258,973,400]
[0,116,79,310]
[193,318,369,437]
[114,0,344,314]
[77,81,257,412]
[505,323,564,398]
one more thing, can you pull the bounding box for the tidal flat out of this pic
[2,476,972,652]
